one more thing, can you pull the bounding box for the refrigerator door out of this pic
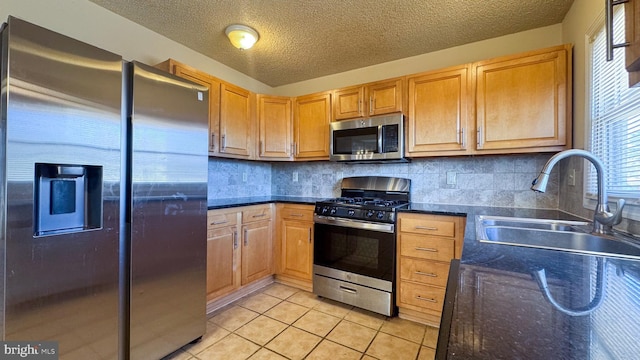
[0,17,122,359]
[127,61,208,359]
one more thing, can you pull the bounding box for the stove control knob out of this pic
[377,211,386,220]
[321,206,330,214]
[366,210,375,218]
[330,208,337,215]
[348,210,355,216]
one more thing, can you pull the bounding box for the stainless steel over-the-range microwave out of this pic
[330,114,406,162]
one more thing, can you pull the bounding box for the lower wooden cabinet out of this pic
[275,203,315,291]
[206,209,240,300]
[396,212,466,326]
[206,204,273,302]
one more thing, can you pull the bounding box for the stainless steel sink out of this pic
[476,215,640,260]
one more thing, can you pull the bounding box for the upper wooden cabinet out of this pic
[406,64,471,157]
[155,59,255,159]
[293,92,331,160]
[333,78,403,120]
[257,95,293,160]
[625,0,640,86]
[220,83,254,158]
[474,44,572,153]
[157,60,222,156]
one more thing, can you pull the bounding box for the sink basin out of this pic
[476,215,640,260]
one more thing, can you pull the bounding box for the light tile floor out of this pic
[162,283,438,360]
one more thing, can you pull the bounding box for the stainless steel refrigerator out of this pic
[0,16,208,359]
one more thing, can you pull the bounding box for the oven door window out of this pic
[314,223,394,281]
[333,127,379,155]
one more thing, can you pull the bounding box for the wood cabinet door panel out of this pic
[258,95,292,159]
[220,83,252,156]
[241,220,273,284]
[334,86,364,120]
[280,220,313,281]
[475,48,568,150]
[207,227,239,299]
[407,66,469,153]
[294,92,331,159]
[368,78,403,116]
[626,0,640,73]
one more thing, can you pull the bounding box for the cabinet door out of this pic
[367,78,403,116]
[294,92,331,159]
[626,0,640,73]
[407,66,470,155]
[475,45,570,151]
[280,220,313,281]
[207,227,240,300]
[220,83,252,157]
[241,220,273,285]
[333,85,364,120]
[173,65,221,155]
[258,95,292,160]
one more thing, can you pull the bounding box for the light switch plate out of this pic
[293,172,298,182]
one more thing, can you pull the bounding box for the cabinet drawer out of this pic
[280,206,314,221]
[399,258,450,287]
[400,234,454,261]
[399,282,446,312]
[208,211,237,229]
[400,216,456,237]
[242,206,272,223]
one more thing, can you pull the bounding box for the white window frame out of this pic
[584,8,640,221]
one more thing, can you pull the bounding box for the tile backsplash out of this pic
[209,154,559,208]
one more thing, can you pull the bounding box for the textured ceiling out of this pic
[88,0,574,87]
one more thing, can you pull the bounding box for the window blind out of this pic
[589,7,640,198]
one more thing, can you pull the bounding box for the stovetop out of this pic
[314,176,411,223]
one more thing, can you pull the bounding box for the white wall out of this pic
[273,24,563,96]
[1,0,273,94]
[561,0,603,150]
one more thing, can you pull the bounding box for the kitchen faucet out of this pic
[531,149,625,235]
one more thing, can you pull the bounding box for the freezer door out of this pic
[0,17,122,359]
[127,61,208,360]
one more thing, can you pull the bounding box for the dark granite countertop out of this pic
[425,205,640,360]
[207,196,322,209]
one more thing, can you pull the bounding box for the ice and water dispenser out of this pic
[34,163,103,236]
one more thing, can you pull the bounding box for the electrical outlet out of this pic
[446,171,457,185]
[568,168,575,186]
[293,172,298,182]
[242,172,247,182]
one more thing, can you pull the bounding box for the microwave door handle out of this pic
[378,125,383,153]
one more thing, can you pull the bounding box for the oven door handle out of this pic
[314,215,395,233]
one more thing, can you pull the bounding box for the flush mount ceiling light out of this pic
[225,24,259,50]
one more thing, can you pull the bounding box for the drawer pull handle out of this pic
[415,247,438,252]
[339,286,357,294]
[415,226,438,231]
[252,213,267,218]
[415,271,437,277]
[290,213,304,217]
[416,296,437,303]
[211,220,228,225]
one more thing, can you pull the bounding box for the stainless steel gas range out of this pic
[313,176,410,316]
